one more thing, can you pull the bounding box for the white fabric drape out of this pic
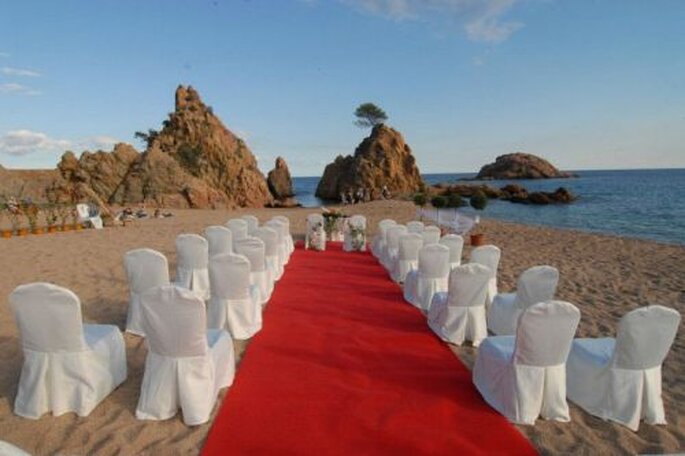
[255,226,282,283]
[206,253,262,339]
[226,218,249,247]
[439,234,464,269]
[403,244,450,311]
[371,219,396,258]
[269,218,292,263]
[305,214,326,251]
[391,233,422,283]
[473,300,580,425]
[381,225,407,271]
[204,226,233,257]
[241,214,259,236]
[9,283,127,419]
[421,225,441,246]
[137,285,235,426]
[264,219,288,270]
[234,237,271,305]
[427,263,491,346]
[343,215,367,252]
[175,234,210,300]
[469,245,501,309]
[566,305,680,431]
[124,248,170,336]
[406,220,425,234]
[272,215,295,256]
[488,265,559,336]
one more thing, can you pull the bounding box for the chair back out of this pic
[124,248,170,295]
[421,225,441,245]
[418,244,450,278]
[9,283,87,352]
[140,285,208,357]
[269,219,289,240]
[265,220,285,245]
[241,215,259,235]
[254,226,279,257]
[514,300,580,367]
[273,215,290,230]
[386,225,408,251]
[513,265,559,310]
[378,219,396,239]
[613,305,681,370]
[234,238,267,272]
[348,215,366,230]
[176,234,209,270]
[76,203,90,219]
[406,221,425,234]
[204,226,233,257]
[448,263,491,308]
[398,233,423,261]
[440,234,464,265]
[307,214,324,227]
[226,218,248,242]
[209,253,252,300]
[470,245,501,279]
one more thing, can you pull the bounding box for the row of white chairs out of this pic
[7,214,295,426]
[371,218,681,431]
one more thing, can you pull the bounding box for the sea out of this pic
[292,169,685,245]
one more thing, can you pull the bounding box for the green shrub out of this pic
[413,193,428,207]
[431,195,447,209]
[470,191,488,210]
[446,193,465,208]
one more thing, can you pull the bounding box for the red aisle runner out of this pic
[203,243,536,455]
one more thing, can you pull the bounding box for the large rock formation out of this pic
[267,157,294,199]
[315,124,423,200]
[476,152,575,180]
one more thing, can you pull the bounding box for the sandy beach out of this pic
[0,200,683,455]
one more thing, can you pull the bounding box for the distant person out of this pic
[340,191,348,205]
[347,190,355,205]
[381,185,391,200]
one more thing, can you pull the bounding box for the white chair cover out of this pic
[175,234,210,300]
[76,203,103,229]
[124,248,170,336]
[406,220,425,234]
[204,225,233,257]
[391,233,422,283]
[255,226,282,282]
[439,234,464,269]
[343,215,367,252]
[137,285,234,426]
[371,219,396,258]
[421,225,441,245]
[488,265,559,336]
[9,283,126,419]
[272,215,295,255]
[226,218,249,247]
[403,244,450,311]
[241,214,259,236]
[428,263,492,346]
[265,219,289,270]
[382,225,408,270]
[305,214,325,251]
[566,305,680,431]
[207,253,262,339]
[234,237,271,305]
[473,300,581,425]
[0,441,30,456]
[470,245,501,309]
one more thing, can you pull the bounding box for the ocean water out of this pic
[292,169,685,245]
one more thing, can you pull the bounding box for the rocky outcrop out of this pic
[476,153,575,180]
[315,124,423,200]
[0,167,60,201]
[429,182,576,205]
[267,157,294,199]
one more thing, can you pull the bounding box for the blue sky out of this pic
[1,0,683,176]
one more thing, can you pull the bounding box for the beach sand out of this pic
[0,200,682,455]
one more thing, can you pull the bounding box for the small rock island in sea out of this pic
[475,152,577,180]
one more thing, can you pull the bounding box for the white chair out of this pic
[391,233,422,283]
[343,215,367,252]
[234,237,271,305]
[305,214,325,251]
[175,234,210,301]
[204,225,233,257]
[272,215,295,256]
[207,253,262,340]
[566,305,680,431]
[9,283,126,419]
[76,203,103,229]
[241,214,259,236]
[381,225,407,271]
[421,225,441,245]
[254,226,282,282]
[440,234,464,269]
[403,244,450,311]
[137,285,234,426]
[473,300,581,425]
[124,248,170,336]
[488,265,559,336]
[428,263,492,347]
[371,219,396,258]
[0,441,30,456]
[470,245,501,310]
[265,219,288,270]
[406,220,425,234]
[226,218,248,247]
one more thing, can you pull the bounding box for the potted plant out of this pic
[430,195,447,222]
[58,204,71,231]
[469,190,488,246]
[413,192,428,221]
[70,207,82,230]
[44,204,59,233]
[0,203,11,238]
[322,209,345,241]
[23,201,42,234]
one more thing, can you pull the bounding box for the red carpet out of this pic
[203,243,537,455]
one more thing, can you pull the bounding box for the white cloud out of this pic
[0,83,41,96]
[341,0,523,43]
[2,66,41,77]
[0,130,70,156]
